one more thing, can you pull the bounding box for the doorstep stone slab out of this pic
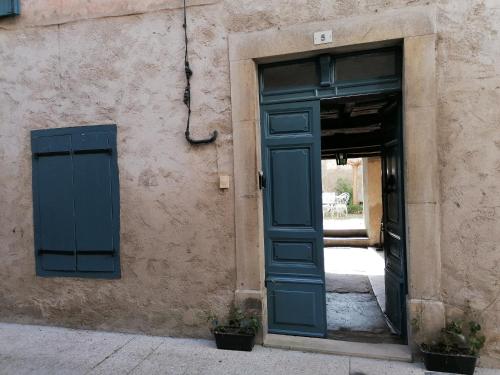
[264,333,412,362]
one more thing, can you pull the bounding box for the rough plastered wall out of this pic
[0,0,236,338]
[436,0,500,368]
[0,0,499,367]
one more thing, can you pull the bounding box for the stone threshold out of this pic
[324,237,371,247]
[264,333,412,362]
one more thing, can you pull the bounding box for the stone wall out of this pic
[0,0,236,339]
[0,0,498,368]
[436,0,500,367]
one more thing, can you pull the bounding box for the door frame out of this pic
[229,6,444,352]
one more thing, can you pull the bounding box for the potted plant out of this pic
[208,305,260,352]
[420,320,486,375]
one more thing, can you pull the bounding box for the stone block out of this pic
[406,203,441,300]
[229,59,259,123]
[229,6,436,61]
[404,106,439,205]
[408,299,445,347]
[404,34,437,109]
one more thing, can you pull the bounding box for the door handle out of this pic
[258,171,266,190]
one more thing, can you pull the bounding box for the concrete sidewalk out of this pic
[0,323,497,375]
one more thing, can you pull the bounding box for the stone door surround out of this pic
[228,5,443,352]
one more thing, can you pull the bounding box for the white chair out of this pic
[332,192,350,217]
[322,192,336,216]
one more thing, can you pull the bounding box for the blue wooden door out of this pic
[261,101,326,337]
[382,103,407,337]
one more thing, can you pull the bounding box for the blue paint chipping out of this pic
[31,125,120,279]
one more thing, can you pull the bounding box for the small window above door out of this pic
[334,51,398,82]
[259,48,401,103]
[261,60,320,93]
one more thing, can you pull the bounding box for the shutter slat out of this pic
[77,254,115,272]
[40,254,76,272]
[72,132,110,152]
[35,152,76,272]
[32,135,71,154]
[73,152,114,252]
[74,147,116,273]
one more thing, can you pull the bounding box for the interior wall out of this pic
[363,157,383,245]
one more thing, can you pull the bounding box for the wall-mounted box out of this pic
[0,0,20,17]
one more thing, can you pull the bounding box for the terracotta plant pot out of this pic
[213,329,255,351]
[421,348,478,375]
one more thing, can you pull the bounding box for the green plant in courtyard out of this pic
[347,203,363,214]
[334,177,353,205]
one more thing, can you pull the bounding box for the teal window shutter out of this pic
[0,0,20,17]
[31,125,120,279]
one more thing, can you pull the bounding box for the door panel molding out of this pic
[262,100,326,337]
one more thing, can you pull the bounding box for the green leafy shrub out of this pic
[348,203,363,214]
[421,320,486,356]
[208,305,260,335]
[334,177,353,205]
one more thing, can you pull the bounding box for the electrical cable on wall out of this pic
[182,0,218,145]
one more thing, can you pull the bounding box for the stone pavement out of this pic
[324,247,389,335]
[0,323,498,375]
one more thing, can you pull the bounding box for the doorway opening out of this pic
[259,47,407,344]
[321,158,366,237]
[321,93,403,344]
